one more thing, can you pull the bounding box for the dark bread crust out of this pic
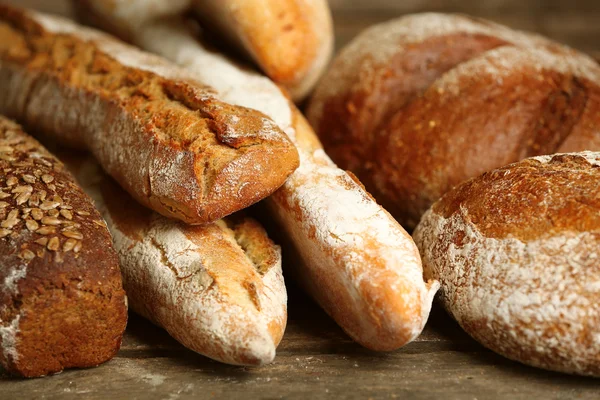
[307,14,600,229]
[0,5,299,224]
[0,116,127,378]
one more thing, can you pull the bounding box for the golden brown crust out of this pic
[0,5,299,224]
[307,13,600,229]
[0,117,127,378]
[414,152,600,376]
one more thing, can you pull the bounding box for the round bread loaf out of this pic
[413,152,600,376]
[307,13,600,229]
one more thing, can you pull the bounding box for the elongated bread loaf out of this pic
[74,0,333,101]
[0,116,127,378]
[307,14,600,229]
[0,5,299,225]
[64,155,287,366]
[414,152,600,377]
[83,15,439,350]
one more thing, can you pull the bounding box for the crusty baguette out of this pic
[63,154,287,366]
[414,152,600,377]
[0,116,127,378]
[84,16,439,350]
[307,13,600,229]
[73,0,333,101]
[0,5,299,225]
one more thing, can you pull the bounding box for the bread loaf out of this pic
[0,5,299,225]
[74,0,334,101]
[307,13,600,229]
[65,155,287,366]
[0,116,127,378]
[83,15,439,350]
[413,152,600,377]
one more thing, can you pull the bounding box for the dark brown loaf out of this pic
[307,13,600,229]
[0,5,299,225]
[413,152,600,377]
[0,116,127,378]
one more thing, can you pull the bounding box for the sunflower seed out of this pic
[19,249,35,260]
[47,237,60,251]
[39,190,47,201]
[63,238,77,252]
[0,191,9,199]
[59,209,73,220]
[36,226,55,235]
[40,201,60,210]
[76,210,90,216]
[22,175,36,184]
[12,185,32,194]
[48,209,59,217]
[0,145,13,153]
[35,237,48,246]
[73,241,82,253]
[62,230,83,240]
[26,219,39,231]
[16,191,31,205]
[31,208,43,220]
[0,201,8,209]
[2,210,19,228]
[0,154,16,162]
[36,248,45,258]
[0,228,10,238]
[6,176,17,186]
[41,216,61,226]
[41,174,54,184]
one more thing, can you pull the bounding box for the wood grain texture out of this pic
[1,0,599,398]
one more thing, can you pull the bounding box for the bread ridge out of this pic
[0,116,127,378]
[413,152,600,377]
[0,5,299,224]
[307,13,600,229]
[66,155,287,366]
[98,15,439,350]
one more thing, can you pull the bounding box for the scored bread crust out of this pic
[88,15,439,350]
[0,116,127,378]
[307,13,600,229]
[413,152,600,377]
[0,5,299,225]
[64,155,287,366]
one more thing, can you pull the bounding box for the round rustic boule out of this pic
[413,152,600,377]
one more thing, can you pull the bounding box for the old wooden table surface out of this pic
[1,1,600,399]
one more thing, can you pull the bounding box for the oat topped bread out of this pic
[0,116,127,378]
[0,4,300,224]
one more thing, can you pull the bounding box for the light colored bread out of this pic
[307,13,600,229]
[0,116,127,378]
[0,5,299,225]
[64,155,287,366]
[86,16,438,350]
[414,152,600,377]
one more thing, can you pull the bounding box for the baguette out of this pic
[414,152,600,376]
[64,155,287,366]
[307,13,600,229]
[0,116,127,378]
[74,0,334,101]
[82,15,439,350]
[0,5,299,225]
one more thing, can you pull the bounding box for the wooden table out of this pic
[1,1,600,398]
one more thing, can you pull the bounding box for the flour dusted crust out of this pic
[307,13,600,229]
[0,117,127,378]
[0,5,299,225]
[414,152,600,376]
[68,157,287,366]
[89,15,439,350]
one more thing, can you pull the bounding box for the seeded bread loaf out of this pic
[413,152,600,377]
[0,5,299,225]
[88,16,439,351]
[65,155,287,366]
[0,116,127,378]
[307,13,600,229]
[73,0,333,102]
